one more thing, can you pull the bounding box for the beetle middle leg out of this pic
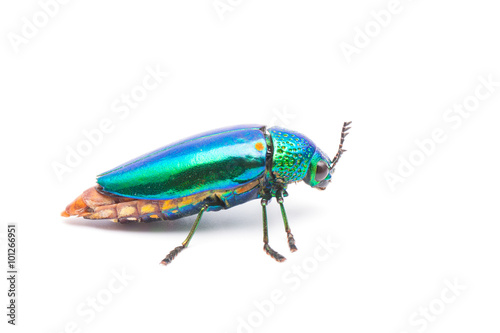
[261,198,286,262]
[276,190,297,253]
[160,204,208,266]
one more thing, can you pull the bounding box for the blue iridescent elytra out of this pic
[62,122,351,265]
[98,125,267,200]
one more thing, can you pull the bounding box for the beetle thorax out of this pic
[268,127,316,184]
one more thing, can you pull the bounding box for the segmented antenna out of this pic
[330,121,351,168]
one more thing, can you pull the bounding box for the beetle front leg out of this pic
[276,190,297,253]
[160,204,208,266]
[261,198,286,262]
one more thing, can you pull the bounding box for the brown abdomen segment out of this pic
[62,187,149,222]
[61,186,211,223]
[61,181,260,224]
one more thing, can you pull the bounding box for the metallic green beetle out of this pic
[62,122,351,265]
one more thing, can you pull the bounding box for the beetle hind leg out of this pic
[160,205,208,266]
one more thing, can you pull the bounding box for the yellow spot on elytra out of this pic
[150,214,158,219]
[255,142,264,151]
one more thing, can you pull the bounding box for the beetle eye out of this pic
[314,161,329,182]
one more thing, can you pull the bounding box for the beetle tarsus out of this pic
[264,243,286,262]
[287,232,297,252]
[160,245,185,266]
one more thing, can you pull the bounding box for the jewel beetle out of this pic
[62,122,351,265]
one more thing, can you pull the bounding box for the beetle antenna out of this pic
[330,121,351,168]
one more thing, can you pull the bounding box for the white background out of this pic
[1,1,500,332]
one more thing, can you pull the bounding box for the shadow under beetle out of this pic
[62,122,351,265]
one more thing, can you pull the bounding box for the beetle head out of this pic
[303,149,332,189]
[303,121,351,190]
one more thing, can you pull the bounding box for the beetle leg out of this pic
[262,198,286,262]
[276,191,297,253]
[160,204,208,266]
